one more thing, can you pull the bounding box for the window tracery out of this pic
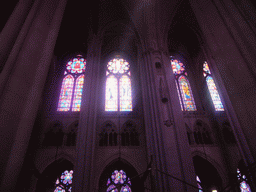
[193,120,213,145]
[171,58,196,111]
[237,168,251,192]
[105,57,132,111]
[54,170,73,192]
[57,55,86,112]
[106,170,132,192]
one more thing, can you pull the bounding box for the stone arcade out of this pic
[0,0,256,191]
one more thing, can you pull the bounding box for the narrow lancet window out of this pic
[58,75,74,111]
[203,62,224,111]
[105,75,118,111]
[171,58,196,111]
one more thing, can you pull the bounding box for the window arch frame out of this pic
[105,55,133,112]
[57,55,86,112]
[203,61,224,111]
[170,57,197,111]
[106,170,132,192]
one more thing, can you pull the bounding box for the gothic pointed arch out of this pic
[193,156,222,192]
[43,121,64,147]
[170,57,196,111]
[66,120,79,146]
[121,120,139,146]
[35,159,74,192]
[105,56,132,111]
[193,120,213,145]
[57,55,86,112]
[203,61,224,111]
[237,160,252,192]
[185,123,193,145]
[98,158,141,192]
[99,121,117,146]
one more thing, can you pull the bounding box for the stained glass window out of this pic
[54,170,73,192]
[105,75,118,111]
[121,185,132,192]
[57,75,74,111]
[196,176,203,192]
[106,170,132,192]
[237,168,251,192]
[57,56,86,112]
[107,185,118,192]
[178,76,196,111]
[105,57,132,111]
[171,58,196,111]
[72,75,84,111]
[120,75,132,111]
[171,59,185,75]
[203,62,224,111]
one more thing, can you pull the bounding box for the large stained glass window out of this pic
[54,170,73,192]
[203,62,224,111]
[237,168,251,192]
[57,55,86,112]
[171,58,196,111]
[105,57,132,111]
[106,170,132,192]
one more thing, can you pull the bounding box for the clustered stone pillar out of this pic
[73,35,102,192]
[190,0,256,165]
[0,0,67,191]
[0,0,34,72]
[140,47,198,191]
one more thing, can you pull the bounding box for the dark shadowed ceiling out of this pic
[167,0,202,58]
[2,0,256,61]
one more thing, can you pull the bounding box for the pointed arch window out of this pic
[54,170,73,192]
[106,170,132,192]
[171,58,196,111]
[196,176,203,192]
[203,62,224,111]
[105,57,132,111]
[57,55,86,112]
[237,168,251,192]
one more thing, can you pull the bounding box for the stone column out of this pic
[190,0,256,164]
[73,34,102,192]
[0,0,34,72]
[139,45,198,191]
[162,51,198,192]
[0,0,41,96]
[0,0,67,190]
[140,50,169,191]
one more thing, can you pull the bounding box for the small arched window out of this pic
[105,57,132,111]
[237,168,251,192]
[106,170,132,192]
[196,175,203,192]
[57,55,86,112]
[203,62,224,111]
[171,58,196,111]
[54,170,73,192]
